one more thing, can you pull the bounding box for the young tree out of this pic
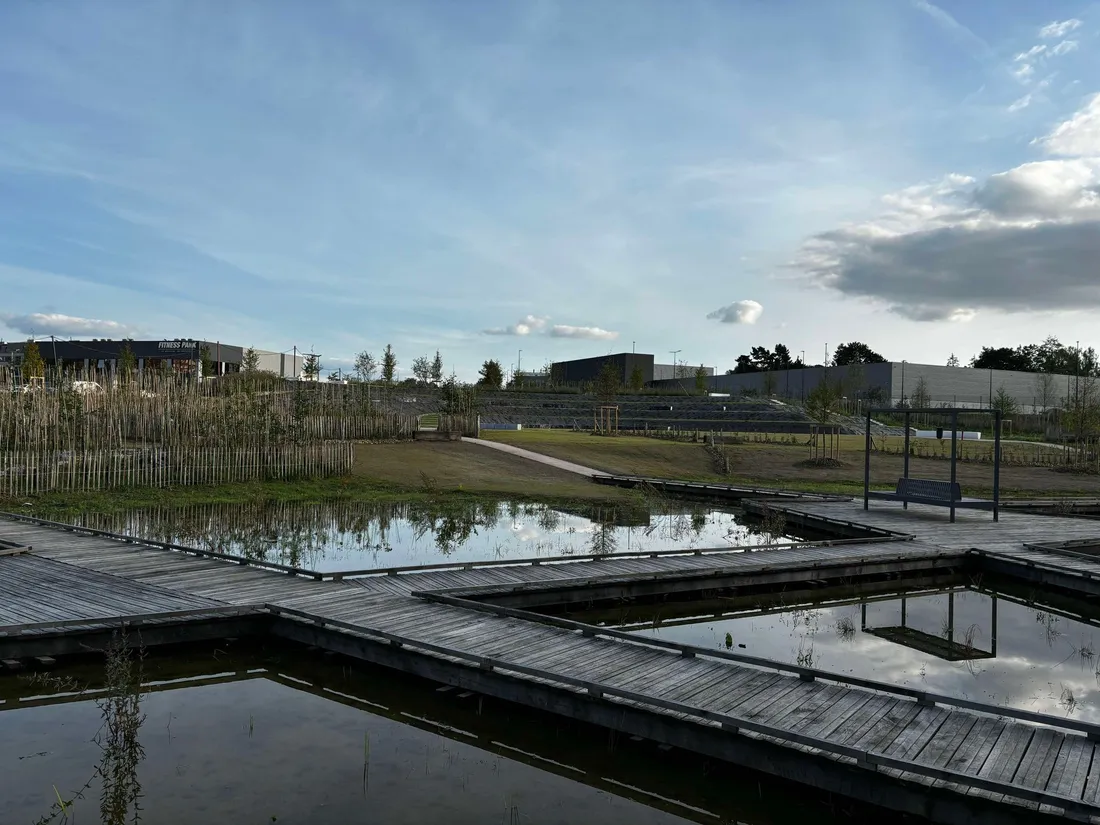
[629,363,644,393]
[200,345,215,377]
[1034,372,1057,414]
[946,353,960,368]
[761,371,777,397]
[118,341,137,384]
[302,353,322,381]
[21,339,45,380]
[694,365,709,395]
[594,361,620,405]
[477,359,504,389]
[411,355,432,384]
[910,376,931,409]
[381,345,397,384]
[832,341,886,366]
[242,347,260,373]
[805,380,841,422]
[440,374,479,416]
[430,350,444,385]
[354,351,378,383]
[992,384,1019,417]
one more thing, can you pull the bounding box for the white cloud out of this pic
[482,315,618,340]
[0,312,138,337]
[548,324,618,340]
[706,300,764,325]
[1007,93,1033,113]
[1039,19,1082,39]
[1051,40,1079,57]
[789,94,1100,321]
[482,315,549,336]
[1042,92,1100,156]
[1014,44,1047,62]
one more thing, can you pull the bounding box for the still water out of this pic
[0,642,913,825]
[67,499,794,572]
[624,585,1100,722]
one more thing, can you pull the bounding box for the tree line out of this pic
[730,337,1099,377]
[729,341,887,374]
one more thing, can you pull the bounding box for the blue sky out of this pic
[2,1,1099,379]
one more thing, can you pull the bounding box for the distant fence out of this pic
[0,443,354,496]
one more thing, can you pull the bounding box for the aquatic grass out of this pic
[834,616,855,642]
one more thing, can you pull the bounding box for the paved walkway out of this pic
[460,436,607,478]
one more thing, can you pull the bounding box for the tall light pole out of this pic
[518,349,522,375]
[800,351,806,402]
[670,349,681,380]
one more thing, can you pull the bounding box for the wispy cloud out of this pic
[481,315,549,336]
[548,325,618,341]
[706,300,764,325]
[1039,19,1082,40]
[1013,21,1084,85]
[0,312,139,338]
[911,0,991,56]
[482,315,619,340]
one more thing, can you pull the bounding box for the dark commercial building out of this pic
[550,353,655,386]
[0,338,248,382]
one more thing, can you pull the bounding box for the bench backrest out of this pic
[895,477,962,501]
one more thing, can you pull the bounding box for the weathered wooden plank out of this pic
[1047,735,1093,801]
[852,700,925,755]
[1013,728,1063,792]
[915,712,978,769]
[882,706,949,760]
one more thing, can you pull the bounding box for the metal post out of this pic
[950,409,958,523]
[947,592,955,643]
[864,407,872,510]
[903,410,911,509]
[993,409,1001,522]
[900,595,907,629]
[860,602,867,631]
[990,596,998,656]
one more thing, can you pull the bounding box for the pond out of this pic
[0,640,914,825]
[619,583,1100,722]
[67,498,798,572]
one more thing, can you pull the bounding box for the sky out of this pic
[2,1,1100,380]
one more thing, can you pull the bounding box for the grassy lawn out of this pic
[481,429,1100,497]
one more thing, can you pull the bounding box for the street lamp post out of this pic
[800,351,806,402]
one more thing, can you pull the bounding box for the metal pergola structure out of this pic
[864,407,1003,523]
[861,590,998,662]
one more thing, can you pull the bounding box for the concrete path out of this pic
[460,437,607,478]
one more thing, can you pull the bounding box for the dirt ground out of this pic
[481,430,1100,496]
[351,440,636,501]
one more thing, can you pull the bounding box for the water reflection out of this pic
[0,641,916,825]
[618,580,1100,721]
[69,499,794,572]
[29,631,146,825]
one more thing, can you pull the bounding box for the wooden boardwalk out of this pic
[4,504,1100,823]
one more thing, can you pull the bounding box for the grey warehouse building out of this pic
[550,353,715,387]
[0,339,304,383]
[687,361,1084,413]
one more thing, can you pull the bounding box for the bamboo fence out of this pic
[0,375,477,495]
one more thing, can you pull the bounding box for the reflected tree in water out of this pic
[589,520,618,556]
[33,630,146,825]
